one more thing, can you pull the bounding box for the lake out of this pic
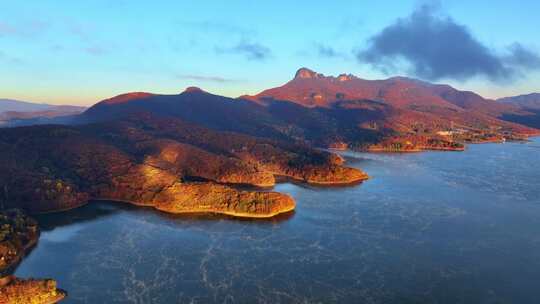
[15,138,540,303]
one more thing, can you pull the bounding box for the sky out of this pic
[1,0,540,106]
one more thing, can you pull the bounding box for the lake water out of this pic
[15,138,540,303]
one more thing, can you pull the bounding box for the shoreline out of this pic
[0,212,39,278]
[92,197,297,219]
[274,175,369,188]
[28,173,366,219]
[0,210,67,303]
[352,136,539,153]
[272,172,369,186]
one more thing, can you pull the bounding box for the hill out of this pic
[0,112,367,217]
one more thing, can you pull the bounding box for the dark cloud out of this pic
[357,5,540,82]
[176,74,236,83]
[216,41,271,61]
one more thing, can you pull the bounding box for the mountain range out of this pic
[0,99,86,127]
[1,68,539,217]
[75,68,540,149]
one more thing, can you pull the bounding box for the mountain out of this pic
[498,93,540,109]
[247,68,519,115]
[79,88,288,140]
[0,99,84,113]
[497,93,540,129]
[76,69,539,151]
[247,68,462,109]
[245,68,539,143]
[0,99,53,113]
[79,88,387,149]
[0,99,86,127]
[246,67,519,115]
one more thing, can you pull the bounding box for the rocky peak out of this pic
[294,68,323,80]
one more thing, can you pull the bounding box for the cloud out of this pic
[176,74,237,83]
[216,41,272,61]
[316,44,340,58]
[356,5,540,82]
[505,43,540,69]
[315,43,347,59]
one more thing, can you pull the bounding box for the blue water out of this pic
[15,138,540,303]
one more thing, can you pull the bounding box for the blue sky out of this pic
[1,0,539,105]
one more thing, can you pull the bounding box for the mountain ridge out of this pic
[0,98,85,113]
[4,68,540,150]
[498,93,540,109]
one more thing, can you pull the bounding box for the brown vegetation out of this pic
[0,113,366,217]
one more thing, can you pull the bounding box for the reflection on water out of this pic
[15,138,540,303]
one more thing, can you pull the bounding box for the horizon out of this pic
[2,1,540,106]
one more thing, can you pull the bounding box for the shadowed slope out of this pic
[497,94,540,129]
[0,113,367,217]
[81,88,288,141]
[498,93,540,110]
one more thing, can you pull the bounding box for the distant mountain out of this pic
[37,68,539,151]
[0,99,86,127]
[0,99,84,113]
[497,93,540,129]
[246,68,514,116]
[244,68,538,141]
[0,99,54,113]
[75,71,535,153]
[498,93,540,109]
